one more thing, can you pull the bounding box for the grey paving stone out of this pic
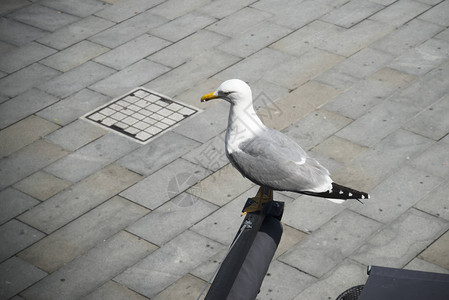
[273,223,308,259]
[0,0,30,15]
[419,0,449,26]
[410,141,449,178]
[197,0,255,19]
[0,18,47,46]
[115,230,223,298]
[45,119,107,151]
[191,187,257,245]
[94,34,170,70]
[0,257,47,300]
[19,164,141,233]
[332,47,394,79]
[46,133,139,182]
[351,208,448,267]
[83,280,149,300]
[334,129,434,191]
[219,21,292,58]
[369,67,417,90]
[90,59,170,98]
[40,0,108,17]
[0,219,45,263]
[311,135,368,164]
[435,27,449,42]
[418,230,449,270]
[371,18,444,56]
[94,0,161,22]
[0,63,61,98]
[349,165,444,224]
[0,42,57,73]
[127,193,218,246]
[182,132,229,172]
[257,84,318,130]
[18,196,149,273]
[21,230,156,300]
[215,48,293,83]
[282,195,346,233]
[315,19,394,57]
[0,40,16,57]
[263,48,344,90]
[0,115,60,157]
[415,179,449,221]
[442,134,449,144]
[309,151,343,175]
[388,38,449,76]
[190,248,227,282]
[150,11,216,42]
[370,0,429,27]
[120,158,211,209]
[149,29,229,68]
[256,0,332,30]
[152,273,207,300]
[187,163,254,207]
[0,140,68,190]
[320,0,384,28]
[315,68,360,91]
[172,77,223,110]
[37,15,115,50]
[404,95,449,141]
[117,131,200,176]
[280,210,381,277]
[270,20,344,58]
[293,259,368,300]
[0,89,59,130]
[13,171,71,201]
[323,78,397,119]
[37,88,111,126]
[144,50,239,98]
[9,3,80,32]
[207,7,271,37]
[413,0,441,4]
[405,258,449,274]
[393,60,449,109]
[39,61,116,99]
[89,11,168,48]
[148,0,210,20]
[0,188,39,225]
[258,261,316,300]
[336,100,419,147]
[173,101,228,143]
[283,109,352,151]
[250,79,290,108]
[40,40,109,72]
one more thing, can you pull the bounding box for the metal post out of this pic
[204,200,284,300]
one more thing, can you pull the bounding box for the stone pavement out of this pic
[1,0,449,299]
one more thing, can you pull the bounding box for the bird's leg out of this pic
[243,186,273,213]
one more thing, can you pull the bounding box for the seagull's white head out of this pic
[201,79,252,106]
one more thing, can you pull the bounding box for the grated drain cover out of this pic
[83,88,198,143]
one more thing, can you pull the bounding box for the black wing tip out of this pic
[301,183,370,201]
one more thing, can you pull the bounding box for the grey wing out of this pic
[228,129,332,192]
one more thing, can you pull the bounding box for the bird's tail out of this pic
[301,183,369,202]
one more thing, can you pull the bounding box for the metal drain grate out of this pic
[83,88,198,143]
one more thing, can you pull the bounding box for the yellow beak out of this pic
[201,92,219,102]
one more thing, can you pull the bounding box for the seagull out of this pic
[201,79,369,212]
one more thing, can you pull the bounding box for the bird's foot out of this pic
[243,186,273,213]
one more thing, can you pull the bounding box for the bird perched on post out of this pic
[201,79,369,213]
